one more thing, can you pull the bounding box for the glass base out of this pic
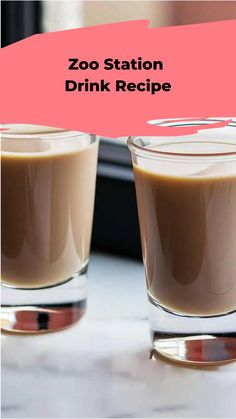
[1,270,87,334]
[149,298,236,365]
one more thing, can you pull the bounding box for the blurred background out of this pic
[2,0,236,259]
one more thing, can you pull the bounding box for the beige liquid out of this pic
[1,136,98,289]
[134,147,236,316]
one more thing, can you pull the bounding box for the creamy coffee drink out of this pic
[1,130,98,289]
[134,144,236,316]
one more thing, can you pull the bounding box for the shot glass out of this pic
[1,124,99,333]
[128,118,236,364]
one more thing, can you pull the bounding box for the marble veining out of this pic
[2,253,236,418]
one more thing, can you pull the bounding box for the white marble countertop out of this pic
[2,253,236,419]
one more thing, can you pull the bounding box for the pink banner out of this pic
[0,20,235,137]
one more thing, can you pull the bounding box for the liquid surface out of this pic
[134,145,236,316]
[1,138,98,288]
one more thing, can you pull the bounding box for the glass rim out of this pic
[0,124,94,140]
[128,118,236,159]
